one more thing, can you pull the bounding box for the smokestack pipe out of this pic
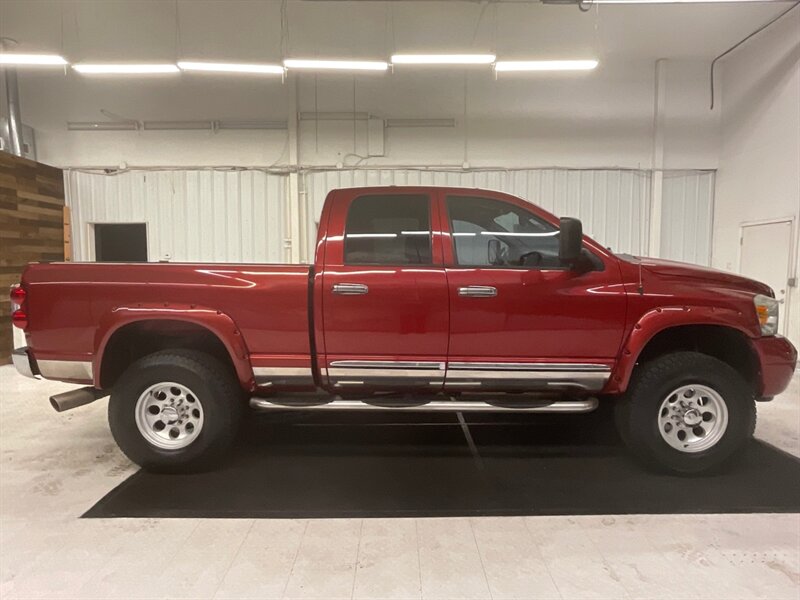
[4,66,24,156]
[1,38,24,157]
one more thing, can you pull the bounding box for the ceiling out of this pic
[0,0,794,65]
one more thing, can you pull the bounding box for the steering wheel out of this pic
[518,250,543,266]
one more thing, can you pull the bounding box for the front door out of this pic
[439,191,627,392]
[321,190,449,390]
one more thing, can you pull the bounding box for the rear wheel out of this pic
[615,351,756,475]
[109,350,243,472]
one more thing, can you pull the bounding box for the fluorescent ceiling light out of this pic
[590,0,775,3]
[385,118,456,128]
[495,59,598,72]
[218,120,288,130]
[284,59,388,71]
[72,63,179,74]
[143,120,213,130]
[0,53,68,66]
[178,61,284,74]
[391,54,496,65]
[67,121,139,131]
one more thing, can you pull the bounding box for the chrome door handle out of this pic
[458,286,497,298]
[332,283,369,295]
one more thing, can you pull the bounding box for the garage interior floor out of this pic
[1,364,798,600]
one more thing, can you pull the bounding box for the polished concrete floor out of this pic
[1,364,798,600]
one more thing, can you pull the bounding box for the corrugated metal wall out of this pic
[65,167,713,266]
[306,168,656,259]
[660,171,715,265]
[65,170,287,263]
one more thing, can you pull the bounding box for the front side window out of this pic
[447,195,561,268]
[344,194,432,265]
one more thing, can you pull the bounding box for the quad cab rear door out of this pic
[319,189,450,391]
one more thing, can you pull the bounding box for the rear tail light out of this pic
[10,284,28,330]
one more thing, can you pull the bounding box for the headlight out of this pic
[753,294,779,336]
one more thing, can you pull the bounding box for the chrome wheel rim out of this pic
[658,384,728,453]
[134,382,204,449]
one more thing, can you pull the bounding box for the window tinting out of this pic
[344,194,432,265]
[447,196,561,268]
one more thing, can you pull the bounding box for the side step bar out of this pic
[50,387,109,413]
[249,398,598,413]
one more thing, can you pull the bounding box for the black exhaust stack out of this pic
[50,387,109,413]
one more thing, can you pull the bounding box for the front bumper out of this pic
[11,347,39,379]
[753,335,797,398]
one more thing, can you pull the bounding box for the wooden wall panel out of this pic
[0,151,65,363]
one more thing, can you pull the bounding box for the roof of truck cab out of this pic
[331,185,506,193]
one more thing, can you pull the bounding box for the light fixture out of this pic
[385,118,456,128]
[391,54,496,65]
[588,0,774,3]
[67,121,139,131]
[143,120,213,130]
[494,59,598,72]
[284,59,388,72]
[72,63,179,74]
[177,61,284,74]
[217,120,288,130]
[299,111,371,121]
[0,53,68,66]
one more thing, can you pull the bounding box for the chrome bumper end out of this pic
[11,347,38,379]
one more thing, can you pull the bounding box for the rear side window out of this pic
[344,194,432,265]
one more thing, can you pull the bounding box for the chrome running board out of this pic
[249,397,598,413]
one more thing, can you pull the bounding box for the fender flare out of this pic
[93,304,254,389]
[607,304,757,393]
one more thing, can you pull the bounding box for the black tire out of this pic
[615,351,756,475]
[108,349,243,472]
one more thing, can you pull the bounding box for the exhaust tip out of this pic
[49,387,108,413]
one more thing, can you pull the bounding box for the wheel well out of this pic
[636,325,759,392]
[100,320,235,389]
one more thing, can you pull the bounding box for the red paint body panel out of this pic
[432,188,627,362]
[752,336,798,397]
[21,262,311,389]
[319,189,449,385]
[15,186,796,400]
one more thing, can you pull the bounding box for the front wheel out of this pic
[108,349,243,472]
[615,351,756,475]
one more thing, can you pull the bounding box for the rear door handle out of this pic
[332,283,369,296]
[457,285,497,298]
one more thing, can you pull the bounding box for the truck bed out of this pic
[21,262,313,387]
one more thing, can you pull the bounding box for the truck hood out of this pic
[619,255,772,296]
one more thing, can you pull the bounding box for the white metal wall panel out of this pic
[305,168,653,259]
[660,171,715,266]
[65,170,287,263]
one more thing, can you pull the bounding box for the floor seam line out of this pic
[521,517,565,600]
[414,518,423,600]
[280,519,309,600]
[468,517,494,600]
[210,519,256,600]
[575,519,634,600]
[349,518,365,600]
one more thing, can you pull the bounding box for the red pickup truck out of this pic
[11,186,796,474]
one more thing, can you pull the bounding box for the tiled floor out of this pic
[1,364,798,600]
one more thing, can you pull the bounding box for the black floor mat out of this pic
[84,410,800,518]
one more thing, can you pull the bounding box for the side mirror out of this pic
[559,217,583,266]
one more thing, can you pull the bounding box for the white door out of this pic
[740,220,793,336]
